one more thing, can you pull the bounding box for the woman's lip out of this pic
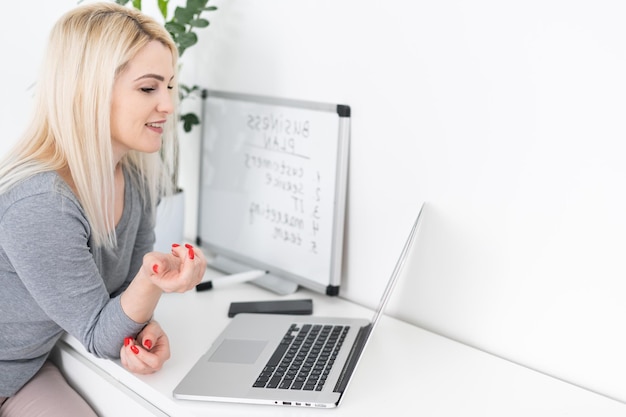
[146,124,164,134]
[145,120,165,132]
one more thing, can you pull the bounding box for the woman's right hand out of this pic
[120,320,170,374]
[143,243,207,293]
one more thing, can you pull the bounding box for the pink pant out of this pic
[0,361,97,417]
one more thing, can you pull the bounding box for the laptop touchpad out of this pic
[208,339,268,364]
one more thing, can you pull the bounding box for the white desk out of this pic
[53,273,626,416]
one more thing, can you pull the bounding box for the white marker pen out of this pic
[195,270,268,291]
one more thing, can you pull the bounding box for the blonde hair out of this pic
[0,2,179,248]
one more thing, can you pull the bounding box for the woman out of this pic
[0,3,206,415]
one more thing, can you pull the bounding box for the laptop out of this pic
[173,203,425,408]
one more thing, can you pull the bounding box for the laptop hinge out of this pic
[333,323,372,393]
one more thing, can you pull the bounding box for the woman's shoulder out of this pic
[0,171,80,213]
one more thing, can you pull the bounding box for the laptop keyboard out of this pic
[253,323,349,391]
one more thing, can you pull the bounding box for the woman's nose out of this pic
[158,90,175,114]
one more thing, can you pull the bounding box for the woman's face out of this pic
[110,40,175,161]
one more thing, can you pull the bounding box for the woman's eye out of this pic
[167,85,174,90]
[141,87,156,93]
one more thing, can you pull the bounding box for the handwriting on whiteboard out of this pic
[245,112,321,253]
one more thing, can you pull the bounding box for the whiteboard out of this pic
[196,90,350,295]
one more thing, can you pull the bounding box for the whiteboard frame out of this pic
[195,89,351,295]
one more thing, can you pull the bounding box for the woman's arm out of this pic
[0,187,145,358]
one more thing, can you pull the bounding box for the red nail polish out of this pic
[124,337,132,347]
[184,243,193,249]
[144,339,153,350]
[188,247,195,260]
[152,264,159,274]
[130,345,139,355]
[172,243,180,247]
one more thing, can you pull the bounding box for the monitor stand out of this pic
[211,255,299,296]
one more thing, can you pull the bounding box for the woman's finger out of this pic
[121,340,160,374]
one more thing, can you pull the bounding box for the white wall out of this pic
[4,0,626,406]
[0,0,78,156]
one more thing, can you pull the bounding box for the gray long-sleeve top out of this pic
[0,170,155,396]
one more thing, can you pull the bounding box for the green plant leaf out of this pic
[188,0,210,10]
[177,32,198,49]
[178,83,201,100]
[204,6,218,11]
[174,6,194,25]
[115,0,131,5]
[164,21,185,36]
[190,18,210,28]
[181,113,200,133]
[157,0,169,20]
[132,0,142,10]
[178,83,194,94]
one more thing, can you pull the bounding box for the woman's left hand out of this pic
[144,243,207,293]
[120,320,171,374]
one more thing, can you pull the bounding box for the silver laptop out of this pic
[173,203,425,408]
